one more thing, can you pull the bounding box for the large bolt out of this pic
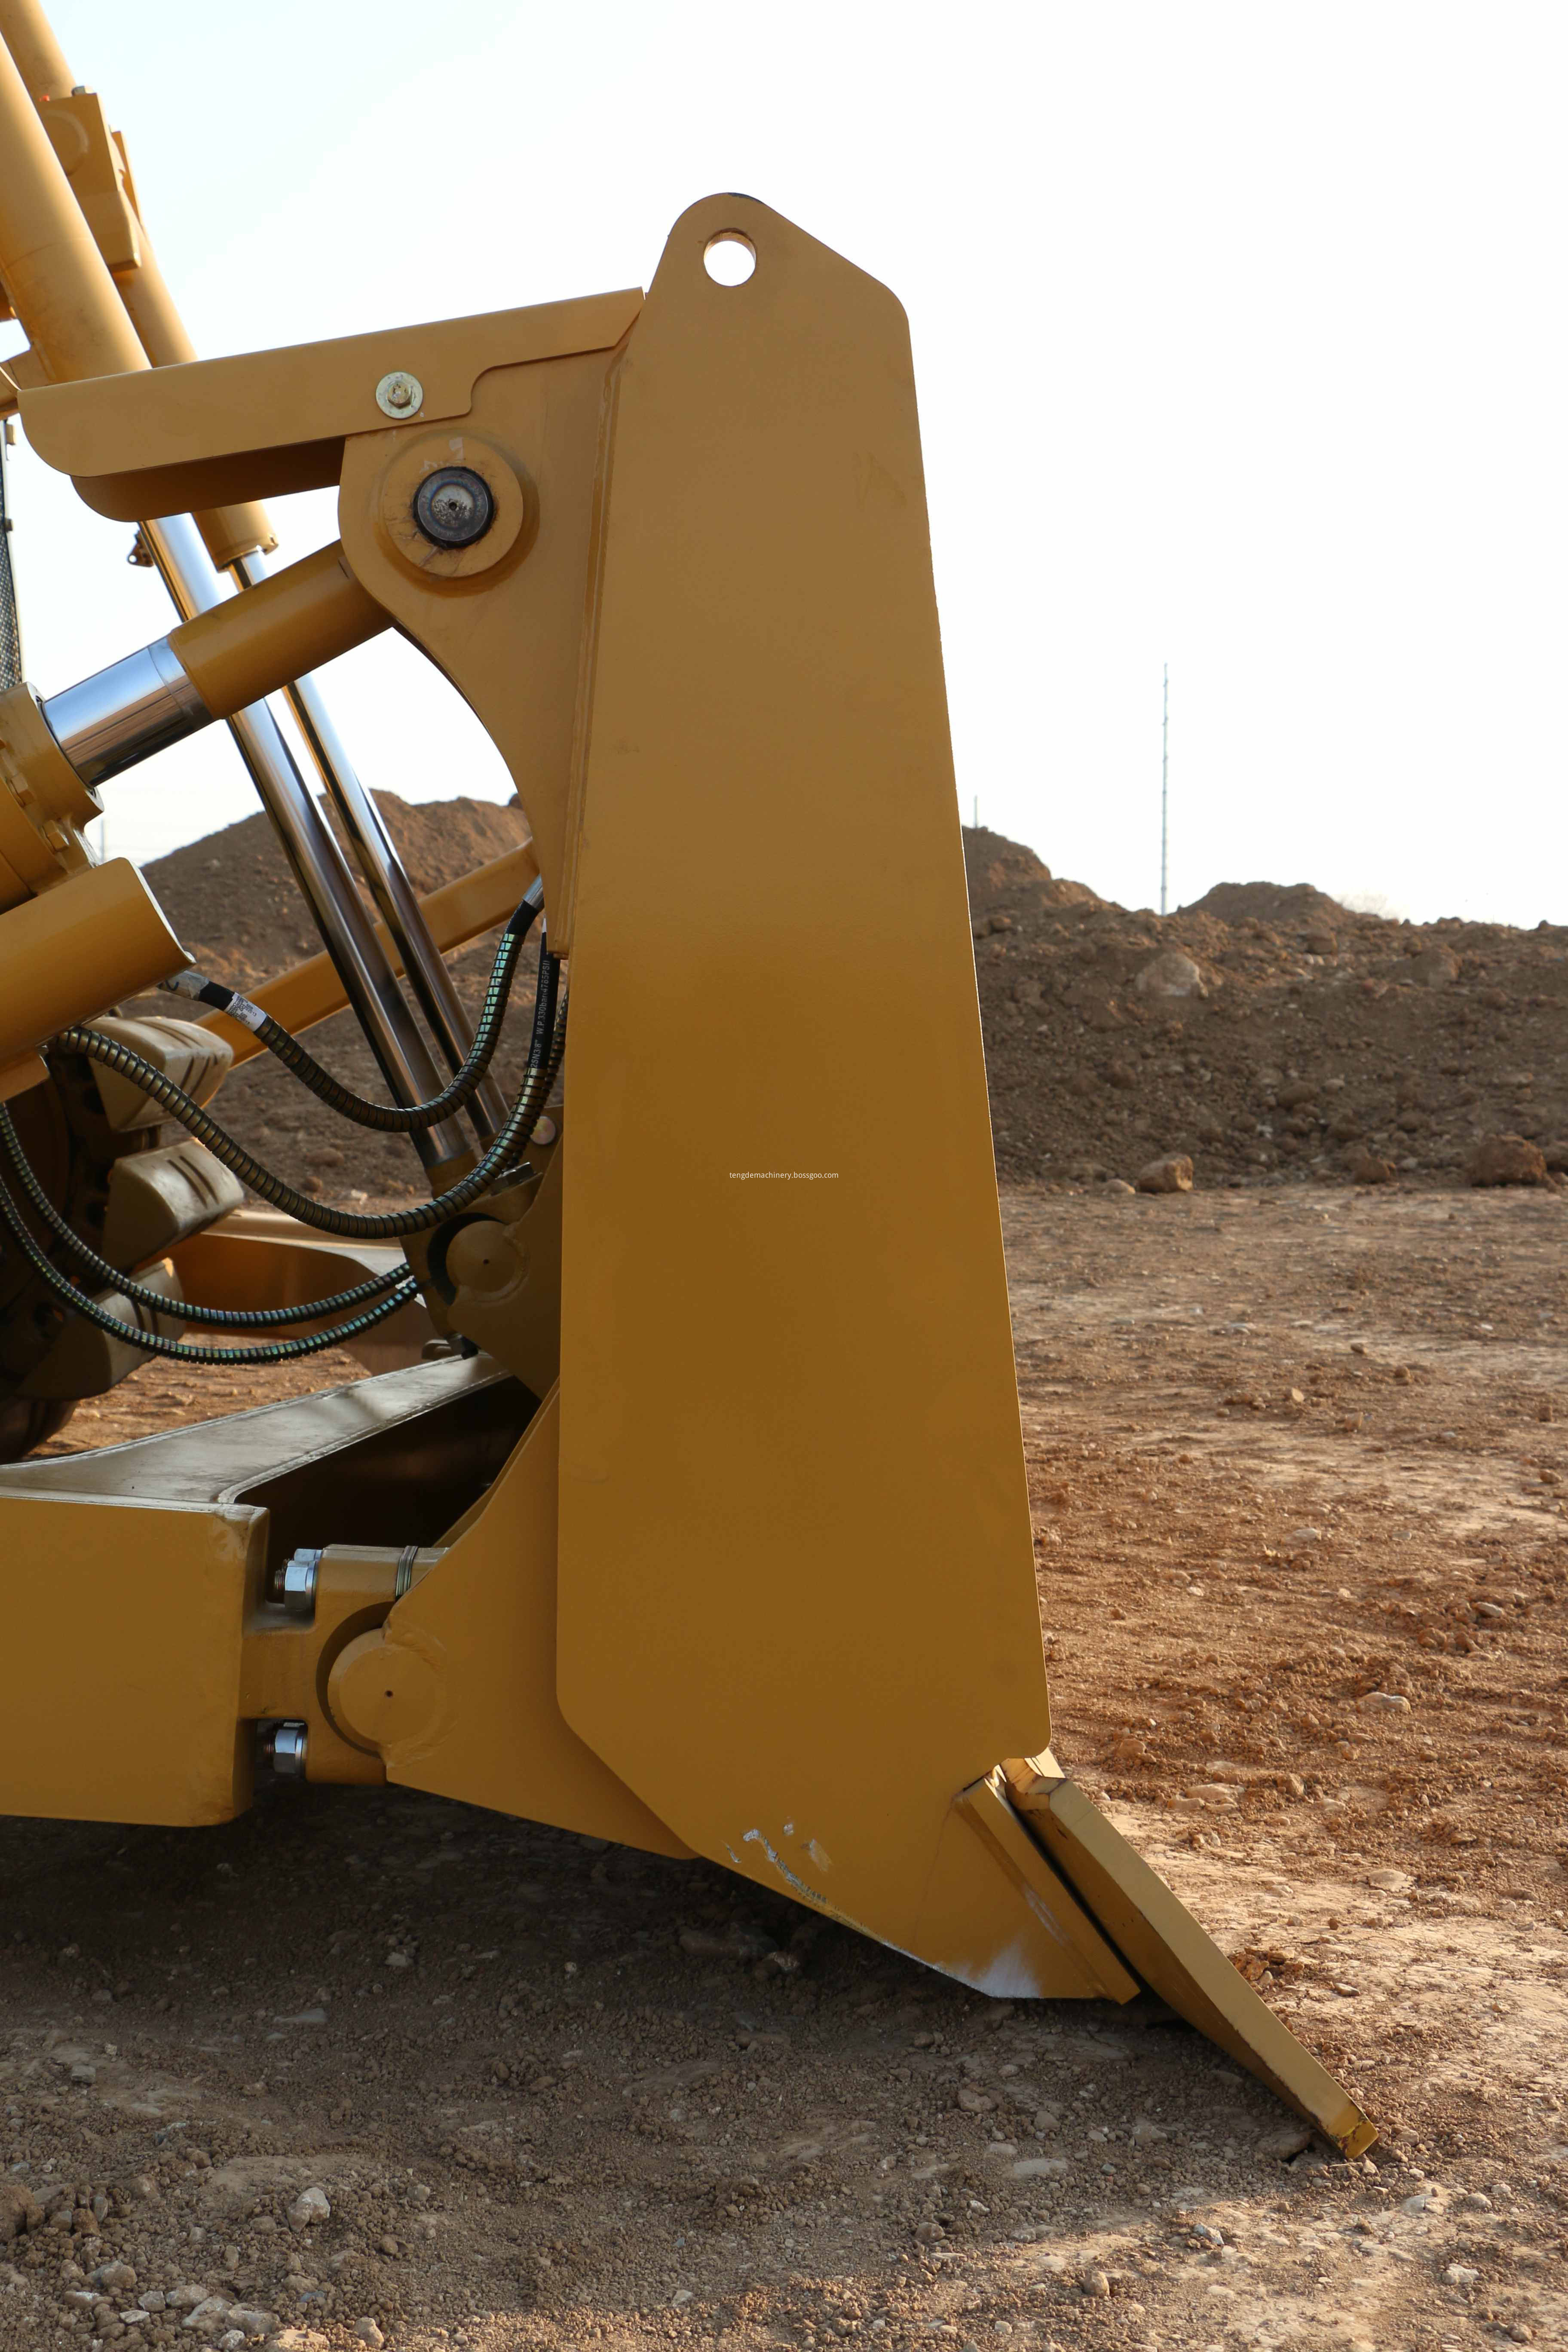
[262,1721,308,1779]
[271,1546,322,1617]
[413,466,494,550]
[374,369,424,419]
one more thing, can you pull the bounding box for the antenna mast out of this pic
[1160,662,1169,917]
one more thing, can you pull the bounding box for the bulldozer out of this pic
[0,0,1374,2159]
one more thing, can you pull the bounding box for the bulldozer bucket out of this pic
[0,161,1374,2154]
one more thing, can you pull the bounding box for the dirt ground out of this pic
[3,1182,1565,2352]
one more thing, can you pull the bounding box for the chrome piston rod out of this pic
[42,636,206,784]
[101,516,471,1174]
[232,551,505,1146]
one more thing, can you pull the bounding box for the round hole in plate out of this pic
[704,230,756,287]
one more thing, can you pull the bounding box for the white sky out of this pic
[4,1,1565,924]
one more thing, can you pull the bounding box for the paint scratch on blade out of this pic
[732,1828,831,1910]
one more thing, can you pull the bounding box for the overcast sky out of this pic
[4,1,1565,925]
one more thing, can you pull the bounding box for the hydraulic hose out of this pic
[0,1164,421,1365]
[55,942,565,1242]
[0,957,564,1364]
[0,1103,408,1329]
[162,884,542,1133]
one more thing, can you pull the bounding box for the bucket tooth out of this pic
[1002,1755,1377,2157]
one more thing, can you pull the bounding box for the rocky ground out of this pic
[5,1185,1566,2352]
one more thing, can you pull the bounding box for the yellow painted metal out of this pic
[0,0,70,100]
[0,677,100,903]
[1003,1756,1378,2156]
[0,0,273,560]
[332,1389,690,1859]
[337,346,617,932]
[0,1352,531,1818]
[373,428,536,584]
[168,541,387,722]
[423,1147,563,1395]
[0,34,145,382]
[956,1773,1139,2001]
[239,1545,439,1788]
[198,842,540,1064]
[0,345,49,414]
[21,292,643,524]
[27,88,141,277]
[0,1487,261,1823]
[550,195,1075,1994]
[171,1208,433,1373]
[0,858,187,1070]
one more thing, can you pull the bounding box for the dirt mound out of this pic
[1182,878,1352,934]
[967,825,1568,1190]
[962,823,1103,919]
[147,791,529,995]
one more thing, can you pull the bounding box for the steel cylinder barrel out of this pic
[169,543,388,724]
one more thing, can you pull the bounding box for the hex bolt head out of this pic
[272,1546,323,1617]
[375,369,424,418]
[412,466,495,550]
[262,1721,308,1779]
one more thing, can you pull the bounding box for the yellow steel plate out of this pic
[555,196,1066,1992]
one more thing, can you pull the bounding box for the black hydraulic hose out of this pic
[161,888,542,1133]
[0,1163,422,1365]
[53,946,565,1242]
[0,1104,408,1329]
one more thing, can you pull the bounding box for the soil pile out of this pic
[963,824,1568,1188]
[147,791,530,993]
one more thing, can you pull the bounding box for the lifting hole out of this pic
[703,231,756,287]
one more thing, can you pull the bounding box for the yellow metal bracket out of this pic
[20,290,643,520]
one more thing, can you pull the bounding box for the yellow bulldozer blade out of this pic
[0,83,1375,2158]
